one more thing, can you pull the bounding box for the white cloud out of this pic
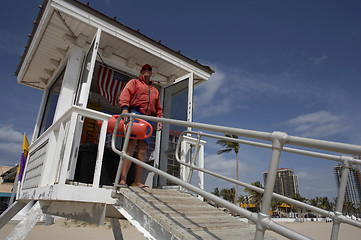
[284,111,349,138]
[0,142,22,154]
[0,124,23,142]
[0,156,18,166]
[296,171,320,182]
[204,153,250,178]
[312,55,328,66]
[297,171,308,180]
[196,70,225,104]
[194,63,350,120]
[286,111,340,125]
[0,124,25,156]
[194,69,232,117]
[297,167,338,199]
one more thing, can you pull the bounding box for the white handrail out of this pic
[105,112,361,240]
[174,130,361,229]
[22,107,360,239]
[110,114,310,239]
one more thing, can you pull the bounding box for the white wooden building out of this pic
[16,0,213,200]
[0,0,222,239]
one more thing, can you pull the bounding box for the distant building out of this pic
[0,165,17,204]
[263,168,299,198]
[334,164,361,206]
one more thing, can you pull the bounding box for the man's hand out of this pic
[157,122,162,131]
[122,109,129,123]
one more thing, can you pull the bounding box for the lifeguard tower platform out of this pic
[2,1,361,240]
[0,0,264,239]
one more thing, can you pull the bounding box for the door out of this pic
[74,29,101,107]
[67,29,102,180]
[156,73,194,187]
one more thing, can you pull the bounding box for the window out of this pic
[38,70,65,136]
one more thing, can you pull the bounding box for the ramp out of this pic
[113,187,276,240]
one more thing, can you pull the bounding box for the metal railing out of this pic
[19,106,111,193]
[175,131,361,239]
[111,112,361,240]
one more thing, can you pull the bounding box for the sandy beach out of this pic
[1,218,360,239]
[267,221,361,240]
[0,219,146,240]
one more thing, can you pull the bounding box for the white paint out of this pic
[53,46,83,122]
[113,206,156,240]
[51,0,212,81]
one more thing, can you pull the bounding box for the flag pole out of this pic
[9,165,19,205]
[14,132,29,203]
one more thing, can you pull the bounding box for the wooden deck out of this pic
[113,187,277,239]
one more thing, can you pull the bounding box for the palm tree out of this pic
[217,134,240,206]
[220,187,235,203]
[271,198,282,211]
[244,181,264,211]
[343,201,355,216]
[238,194,249,206]
[333,197,339,211]
[292,193,308,222]
[270,198,282,217]
[356,202,361,217]
[212,187,221,197]
[308,197,321,221]
[319,196,332,211]
[211,187,221,207]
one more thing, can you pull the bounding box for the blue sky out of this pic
[1,0,361,201]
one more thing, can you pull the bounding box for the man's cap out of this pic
[140,64,152,72]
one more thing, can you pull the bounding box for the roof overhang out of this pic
[16,0,214,90]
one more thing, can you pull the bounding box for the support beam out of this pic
[57,47,68,57]
[45,201,106,225]
[5,201,42,240]
[9,173,19,206]
[110,218,124,240]
[0,201,28,229]
[255,131,286,240]
[63,33,77,44]
[50,58,60,67]
[44,68,54,77]
[39,77,49,85]
[331,161,350,240]
[76,34,88,48]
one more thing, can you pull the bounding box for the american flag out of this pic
[97,65,130,106]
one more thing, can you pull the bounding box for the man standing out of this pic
[118,64,163,187]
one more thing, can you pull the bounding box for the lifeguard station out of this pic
[2,1,361,240]
[0,0,246,239]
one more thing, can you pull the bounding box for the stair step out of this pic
[115,187,276,239]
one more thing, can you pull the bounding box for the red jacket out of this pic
[119,76,163,118]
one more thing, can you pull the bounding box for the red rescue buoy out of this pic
[98,115,153,140]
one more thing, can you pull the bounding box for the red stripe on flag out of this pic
[104,69,112,101]
[107,70,116,103]
[97,65,127,106]
[111,80,121,105]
